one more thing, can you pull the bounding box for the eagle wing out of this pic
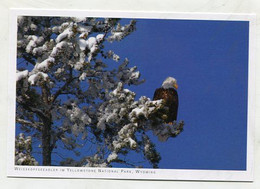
[153,88,166,101]
[153,88,178,122]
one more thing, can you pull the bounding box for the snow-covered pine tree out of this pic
[16,16,184,168]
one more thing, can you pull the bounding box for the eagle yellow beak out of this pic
[173,83,178,89]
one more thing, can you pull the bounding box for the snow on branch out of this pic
[107,20,136,42]
[28,72,49,85]
[16,16,185,168]
[15,133,39,166]
[152,121,184,142]
[84,154,108,168]
[117,58,144,85]
[96,82,184,166]
[16,70,29,82]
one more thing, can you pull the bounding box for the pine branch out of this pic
[17,98,46,121]
[22,54,36,66]
[16,118,43,131]
[51,77,74,104]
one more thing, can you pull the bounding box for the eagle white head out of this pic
[162,77,178,90]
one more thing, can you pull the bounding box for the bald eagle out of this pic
[153,77,179,124]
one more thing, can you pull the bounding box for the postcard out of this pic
[8,9,256,181]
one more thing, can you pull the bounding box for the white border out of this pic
[8,8,256,181]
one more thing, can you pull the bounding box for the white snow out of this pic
[80,36,99,61]
[79,72,87,81]
[128,138,137,149]
[36,57,55,71]
[96,34,104,42]
[97,117,106,130]
[130,71,140,79]
[77,25,92,33]
[28,72,49,85]
[78,38,87,51]
[107,152,118,163]
[56,28,73,43]
[15,132,39,166]
[24,136,32,146]
[16,158,25,165]
[55,67,64,75]
[111,88,118,96]
[144,143,150,152]
[109,32,123,41]
[50,47,59,57]
[25,35,38,53]
[74,62,84,70]
[60,22,70,29]
[151,99,163,105]
[50,41,66,57]
[112,54,120,62]
[56,41,66,49]
[80,114,91,124]
[86,37,97,51]
[131,107,145,116]
[16,70,29,82]
[89,46,97,54]
[112,141,122,151]
[52,26,59,33]
[32,44,47,55]
[73,17,87,23]
[79,32,88,39]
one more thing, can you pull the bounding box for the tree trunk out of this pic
[41,83,52,166]
[42,115,52,166]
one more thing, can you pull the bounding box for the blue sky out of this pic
[108,18,249,170]
[17,18,249,170]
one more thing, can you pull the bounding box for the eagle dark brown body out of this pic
[153,88,178,123]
